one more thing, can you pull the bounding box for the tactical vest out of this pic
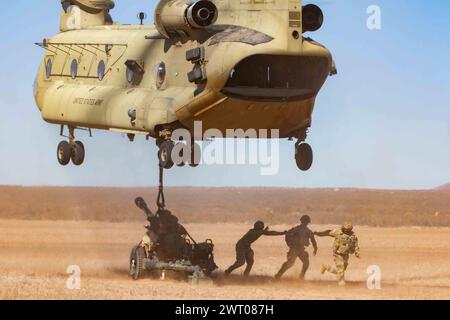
[333,232,357,255]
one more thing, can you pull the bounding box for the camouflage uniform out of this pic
[316,222,360,284]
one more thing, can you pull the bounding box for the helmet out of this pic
[300,215,311,224]
[254,220,265,230]
[342,221,353,232]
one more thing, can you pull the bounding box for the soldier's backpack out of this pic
[285,228,296,247]
[285,226,310,248]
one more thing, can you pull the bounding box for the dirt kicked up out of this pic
[0,220,449,300]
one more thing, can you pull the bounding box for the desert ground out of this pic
[1,186,449,226]
[0,186,449,300]
[0,220,449,300]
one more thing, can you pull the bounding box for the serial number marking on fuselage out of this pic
[73,97,104,106]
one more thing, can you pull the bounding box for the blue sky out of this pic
[0,0,449,189]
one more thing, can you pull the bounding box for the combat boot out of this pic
[320,264,328,274]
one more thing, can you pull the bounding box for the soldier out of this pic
[275,215,318,280]
[315,221,361,286]
[224,221,286,277]
[158,208,183,235]
[135,197,159,253]
[135,197,188,259]
[157,208,189,259]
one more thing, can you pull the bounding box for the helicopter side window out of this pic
[156,62,166,88]
[97,60,106,81]
[45,58,52,79]
[70,59,78,79]
[126,66,134,84]
[125,60,145,85]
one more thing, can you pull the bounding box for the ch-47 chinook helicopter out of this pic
[34,0,336,171]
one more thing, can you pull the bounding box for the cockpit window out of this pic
[97,60,105,81]
[70,59,78,79]
[61,1,72,13]
[45,59,52,79]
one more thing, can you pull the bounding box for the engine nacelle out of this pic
[60,0,114,31]
[62,0,115,13]
[155,0,218,38]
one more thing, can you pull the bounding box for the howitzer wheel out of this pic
[189,142,201,167]
[129,246,145,280]
[158,140,174,169]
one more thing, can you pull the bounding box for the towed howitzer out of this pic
[131,197,217,282]
[135,196,155,221]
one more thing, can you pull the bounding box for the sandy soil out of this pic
[0,219,448,300]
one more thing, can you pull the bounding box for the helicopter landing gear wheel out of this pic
[57,141,71,166]
[158,140,175,169]
[295,143,313,171]
[174,145,186,167]
[188,142,201,168]
[57,126,88,166]
[176,158,186,167]
[71,141,85,166]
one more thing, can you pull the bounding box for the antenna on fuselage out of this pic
[137,12,147,25]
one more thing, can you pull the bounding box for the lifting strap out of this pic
[156,166,165,210]
[155,165,198,245]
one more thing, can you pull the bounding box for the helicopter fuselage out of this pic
[34,1,332,140]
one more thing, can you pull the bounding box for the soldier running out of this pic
[224,221,286,277]
[275,215,318,280]
[315,221,361,286]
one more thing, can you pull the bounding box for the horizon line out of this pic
[0,184,445,192]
